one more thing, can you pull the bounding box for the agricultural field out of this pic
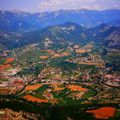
[0,40,120,120]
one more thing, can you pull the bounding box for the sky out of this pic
[0,0,120,13]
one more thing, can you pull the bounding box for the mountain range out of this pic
[0,22,120,50]
[0,9,120,51]
[0,9,120,32]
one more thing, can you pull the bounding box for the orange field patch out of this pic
[75,49,86,54]
[53,53,61,58]
[61,52,70,57]
[6,58,14,63]
[39,56,49,59]
[42,50,55,55]
[0,64,11,71]
[25,84,42,91]
[86,107,116,119]
[67,85,88,92]
[0,88,11,94]
[53,52,70,58]
[23,95,48,103]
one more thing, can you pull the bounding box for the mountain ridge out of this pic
[0,9,120,32]
[0,22,119,50]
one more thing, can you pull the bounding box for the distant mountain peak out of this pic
[61,22,80,26]
[0,9,120,32]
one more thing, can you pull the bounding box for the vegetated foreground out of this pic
[0,17,120,119]
[0,43,120,119]
[0,44,120,119]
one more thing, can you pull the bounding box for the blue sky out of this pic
[0,0,120,13]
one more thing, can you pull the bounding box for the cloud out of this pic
[37,0,120,12]
[0,0,120,12]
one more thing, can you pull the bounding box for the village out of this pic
[0,43,120,120]
[0,43,120,105]
[0,48,118,120]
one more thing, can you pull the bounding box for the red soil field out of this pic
[86,107,116,119]
[0,88,11,94]
[25,84,42,91]
[23,95,48,103]
[54,87,65,91]
[61,52,70,57]
[39,56,49,59]
[6,58,14,63]
[42,50,55,54]
[67,85,88,92]
[0,64,11,71]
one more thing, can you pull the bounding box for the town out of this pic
[0,43,119,107]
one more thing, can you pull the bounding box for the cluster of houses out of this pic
[0,76,25,94]
[66,54,105,68]
[104,74,120,87]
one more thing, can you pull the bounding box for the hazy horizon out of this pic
[0,0,120,13]
[0,8,120,14]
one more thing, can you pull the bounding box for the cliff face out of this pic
[0,108,43,120]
